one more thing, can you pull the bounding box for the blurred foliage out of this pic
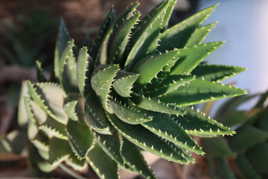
[203,91,268,179]
[0,10,57,67]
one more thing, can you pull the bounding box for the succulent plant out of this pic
[17,0,246,178]
[203,91,268,179]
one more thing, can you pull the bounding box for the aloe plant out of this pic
[17,0,246,178]
[202,92,268,179]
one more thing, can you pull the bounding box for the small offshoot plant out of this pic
[17,0,246,178]
[203,91,268,179]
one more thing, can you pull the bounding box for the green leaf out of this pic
[66,153,87,171]
[109,100,153,125]
[95,132,132,170]
[39,117,68,140]
[67,120,94,159]
[30,100,47,125]
[77,47,90,95]
[91,65,120,112]
[185,23,217,47]
[85,94,112,135]
[174,108,235,137]
[125,0,175,67]
[133,49,182,84]
[159,79,247,107]
[192,64,246,82]
[108,114,194,164]
[161,0,177,28]
[91,8,116,61]
[49,137,72,168]
[110,3,141,64]
[134,96,185,116]
[18,81,29,126]
[120,137,156,179]
[62,40,78,92]
[170,42,223,75]
[228,125,268,153]
[54,19,71,81]
[64,101,78,121]
[36,82,68,124]
[113,72,139,97]
[86,143,118,179]
[158,4,217,51]
[142,113,204,155]
[144,75,196,97]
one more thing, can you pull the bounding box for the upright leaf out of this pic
[125,0,176,67]
[91,65,119,112]
[158,4,217,51]
[77,47,90,95]
[185,23,217,47]
[54,19,71,81]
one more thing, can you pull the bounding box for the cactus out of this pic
[203,91,268,179]
[17,0,246,178]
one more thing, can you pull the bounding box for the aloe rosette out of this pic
[18,0,246,178]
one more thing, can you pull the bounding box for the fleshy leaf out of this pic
[91,65,120,112]
[64,101,78,121]
[18,81,29,126]
[77,47,90,95]
[185,23,217,47]
[54,19,71,81]
[113,72,139,97]
[159,79,247,107]
[95,132,131,170]
[133,49,182,84]
[49,137,72,168]
[173,108,235,137]
[62,40,78,92]
[192,64,246,82]
[142,113,204,155]
[144,75,195,97]
[85,94,112,135]
[110,3,141,64]
[120,137,155,179]
[66,153,87,171]
[170,42,223,75]
[67,120,94,159]
[158,4,217,51]
[91,8,116,61]
[108,114,194,164]
[134,96,184,116]
[36,82,68,124]
[110,100,153,125]
[86,143,118,179]
[39,117,67,140]
[125,0,176,67]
